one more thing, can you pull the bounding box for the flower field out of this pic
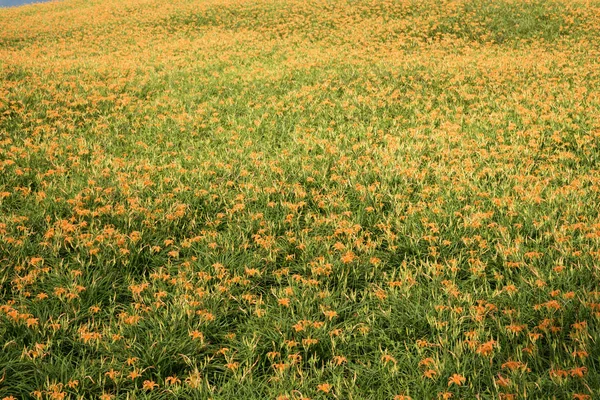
[1,0,600,398]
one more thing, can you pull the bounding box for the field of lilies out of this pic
[1,0,600,398]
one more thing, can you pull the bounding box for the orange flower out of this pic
[503,360,531,373]
[495,374,511,387]
[105,369,120,381]
[126,357,138,366]
[142,380,158,391]
[317,383,332,393]
[572,394,591,400]
[381,354,396,365]
[549,369,569,379]
[448,374,466,386]
[419,357,435,367]
[278,297,290,307]
[272,363,287,372]
[570,366,587,378]
[189,330,204,341]
[476,340,496,356]
[26,318,39,328]
[332,355,347,365]
[302,337,318,346]
[226,361,239,371]
[128,370,141,380]
[499,395,516,400]
[341,251,356,264]
[424,369,438,379]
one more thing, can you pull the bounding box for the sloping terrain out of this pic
[1,0,600,398]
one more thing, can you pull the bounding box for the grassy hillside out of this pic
[1,0,600,398]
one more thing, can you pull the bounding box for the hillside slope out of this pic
[1,0,600,399]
